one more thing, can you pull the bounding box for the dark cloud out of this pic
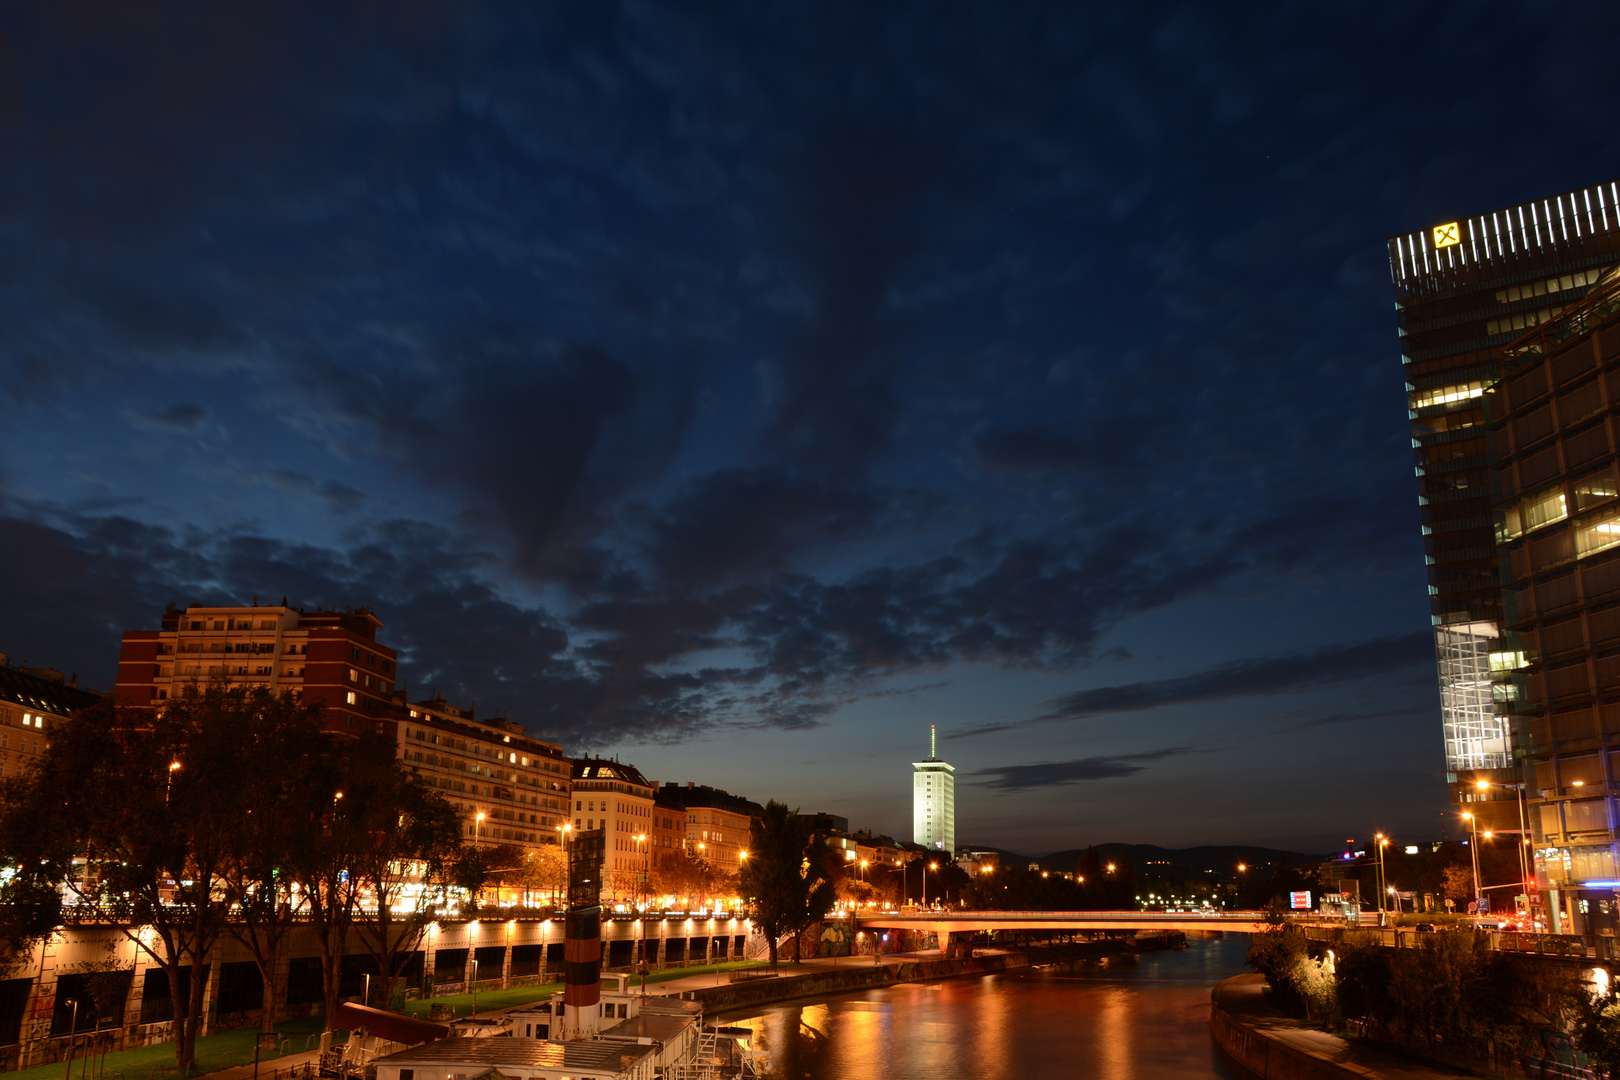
[637,470,936,587]
[969,426,1088,471]
[759,120,948,471]
[266,472,373,515]
[971,747,1193,791]
[128,404,210,434]
[953,631,1433,738]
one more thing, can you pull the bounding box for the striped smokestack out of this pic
[563,828,605,1038]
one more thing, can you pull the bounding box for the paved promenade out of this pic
[1213,974,1476,1080]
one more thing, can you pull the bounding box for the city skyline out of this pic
[5,5,1620,853]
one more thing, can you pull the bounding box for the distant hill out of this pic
[960,842,1320,883]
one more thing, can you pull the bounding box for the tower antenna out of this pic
[931,724,936,760]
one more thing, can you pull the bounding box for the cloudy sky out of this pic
[3,2,1618,854]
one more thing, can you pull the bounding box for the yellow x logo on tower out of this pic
[1432,222,1461,248]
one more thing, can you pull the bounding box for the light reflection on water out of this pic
[721,934,1252,1080]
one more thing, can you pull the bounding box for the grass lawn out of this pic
[4,1017,332,1080]
[398,960,768,1020]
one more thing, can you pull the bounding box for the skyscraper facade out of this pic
[912,725,955,853]
[1390,181,1620,930]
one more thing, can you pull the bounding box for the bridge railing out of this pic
[1297,923,1611,960]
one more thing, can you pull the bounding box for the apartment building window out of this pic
[346,692,357,705]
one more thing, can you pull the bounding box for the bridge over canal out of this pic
[854,909,1275,952]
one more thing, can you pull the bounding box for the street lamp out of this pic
[1372,833,1389,913]
[633,833,648,979]
[475,811,486,847]
[926,862,938,909]
[1462,812,1482,906]
[556,823,572,909]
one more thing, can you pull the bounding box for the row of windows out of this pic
[1410,380,1486,411]
[1500,469,1620,541]
[187,618,280,631]
[1494,268,1604,305]
[403,725,565,772]
[1487,305,1567,339]
[0,708,47,729]
[348,645,394,673]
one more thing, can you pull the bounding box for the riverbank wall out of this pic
[696,935,1177,1014]
[1210,974,1377,1080]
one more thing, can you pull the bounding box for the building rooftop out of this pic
[0,661,100,717]
[598,1013,692,1044]
[573,757,652,788]
[372,1037,652,1074]
[658,782,762,818]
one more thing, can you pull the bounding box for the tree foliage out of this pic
[738,802,836,967]
[0,684,466,1067]
[1251,927,1572,1075]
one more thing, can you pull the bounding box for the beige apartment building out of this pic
[571,758,657,899]
[0,657,100,779]
[658,783,761,878]
[400,694,572,850]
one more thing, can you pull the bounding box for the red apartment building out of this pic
[116,602,400,735]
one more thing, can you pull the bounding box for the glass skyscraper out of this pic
[1390,181,1620,931]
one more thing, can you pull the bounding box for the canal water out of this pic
[721,934,1252,1079]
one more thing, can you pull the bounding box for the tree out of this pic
[286,729,461,1025]
[341,732,462,1010]
[215,691,333,1038]
[0,688,261,1071]
[1442,863,1475,906]
[737,803,835,968]
[480,843,529,904]
[657,848,716,908]
[514,844,567,907]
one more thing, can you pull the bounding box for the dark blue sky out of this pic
[3,2,1617,853]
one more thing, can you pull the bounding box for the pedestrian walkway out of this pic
[193,1048,323,1080]
[1213,974,1479,1079]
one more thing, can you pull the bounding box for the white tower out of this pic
[912,724,955,854]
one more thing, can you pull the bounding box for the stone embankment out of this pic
[1210,974,1460,1080]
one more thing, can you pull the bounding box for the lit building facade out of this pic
[1390,181,1620,931]
[658,783,762,877]
[1485,263,1620,931]
[398,694,572,851]
[0,657,99,779]
[912,725,955,853]
[115,602,399,734]
[571,758,656,898]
